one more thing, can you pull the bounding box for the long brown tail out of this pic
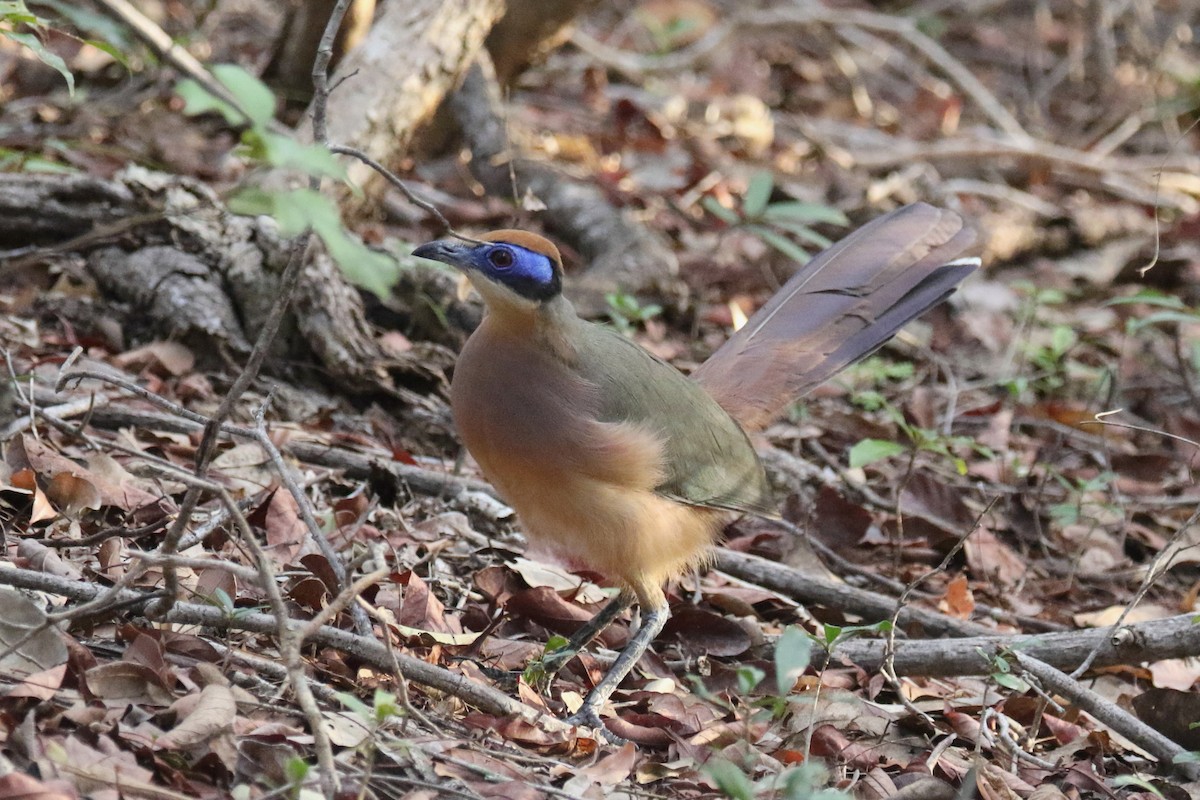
[692,203,978,432]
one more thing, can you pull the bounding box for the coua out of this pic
[414,202,978,737]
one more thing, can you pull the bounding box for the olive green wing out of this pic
[572,321,774,517]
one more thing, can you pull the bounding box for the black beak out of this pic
[412,239,470,267]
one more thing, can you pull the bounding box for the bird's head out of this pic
[413,230,563,311]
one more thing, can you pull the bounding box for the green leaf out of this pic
[1112,774,1165,796]
[848,438,906,469]
[36,0,132,50]
[735,665,765,694]
[0,1,41,25]
[768,219,834,249]
[5,30,73,94]
[177,77,246,126]
[705,758,755,800]
[775,626,812,694]
[284,757,310,784]
[227,188,400,297]
[371,689,400,721]
[309,220,398,298]
[211,63,275,128]
[762,201,849,226]
[1105,289,1185,309]
[337,691,372,719]
[1049,324,1076,355]
[746,224,811,264]
[992,670,1031,692]
[543,634,570,654]
[1174,751,1200,764]
[1129,309,1200,332]
[742,171,774,218]
[703,196,740,225]
[83,38,129,69]
[247,131,346,179]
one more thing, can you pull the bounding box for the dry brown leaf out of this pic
[9,466,56,523]
[662,607,751,657]
[84,662,174,706]
[939,573,976,619]
[45,471,102,518]
[0,586,69,678]
[155,683,236,749]
[1148,657,1200,691]
[0,771,78,800]
[964,528,1027,587]
[510,556,609,604]
[1074,603,1173,628]
[6,663,67,701]
[111,340,195,376]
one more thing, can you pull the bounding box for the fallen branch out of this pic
[715,549,995,637]
[1014,653,1200,781]
[0,564,572,734]
[825,612,1200,676]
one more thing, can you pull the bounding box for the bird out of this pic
[413,202,979,739]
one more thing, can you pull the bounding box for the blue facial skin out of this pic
[413,241,561,301]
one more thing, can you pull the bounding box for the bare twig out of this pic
[573,5,1028,139]
[715,549,994,637]
[149,235,312,621]
[90,0,250,121]
[0,564,574,731]
[1013,652,1200,780]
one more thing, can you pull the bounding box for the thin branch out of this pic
[0,564,574,732]
[1013,653,1200,781]
[91,0,250,121]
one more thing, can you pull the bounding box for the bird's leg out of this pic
[565,600,669,738]
[541,590,634,674]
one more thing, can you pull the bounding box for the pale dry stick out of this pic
[978,707,1057,770]
[29,396,494,500]
[715,549,993,638]
[766,516,1065,633]
[328,145,459,238]
[57,368,215,428]
[803,438,893,510]
[126,550,262,583]
[204,641,344,705]
[46,759,198,800]
[1069,412,1200,678]
[0,565,573,729]
[880,498,998,731]
[356,597,447,740]
[425,751,592,800]
[299,565,389,640]
[252,393,372,637]
[827,6,1028,141]
[91,0,249,123]
[817,133,1200,211]
[937,178,1062,217]
[149,235,311,622]
[1071,502,1200,680]
[128,459,338,797]
[571,5,1028,140]
[0,393,102,440]
[341,771,482,800]
[1012,652,1200,780]
[1,348,34,439]
[351,540,446,739]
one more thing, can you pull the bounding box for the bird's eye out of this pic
[488,247,514,269]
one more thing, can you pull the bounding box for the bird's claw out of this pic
[565,706,628,745]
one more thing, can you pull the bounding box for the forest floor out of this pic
[3,0,1200,798]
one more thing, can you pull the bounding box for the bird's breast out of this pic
[450,319,726,597]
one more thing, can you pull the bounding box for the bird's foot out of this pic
[565,706,628,745]
[539,644,578,676]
